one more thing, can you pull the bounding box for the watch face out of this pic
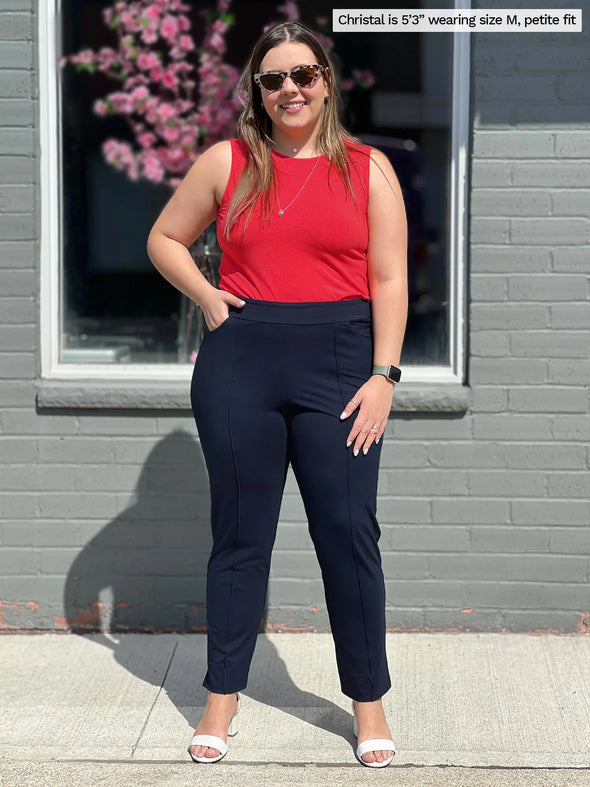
[388,366,401,382]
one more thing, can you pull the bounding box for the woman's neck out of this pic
[270,129,320,158]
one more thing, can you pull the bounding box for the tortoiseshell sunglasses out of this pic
[253,64,326,93]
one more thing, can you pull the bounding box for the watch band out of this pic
[372,364,402,383]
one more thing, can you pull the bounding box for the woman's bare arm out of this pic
[337,147,409,455]
[147,140,245,328]
[366,147,409,375]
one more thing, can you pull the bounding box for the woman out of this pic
[147,20,407,768]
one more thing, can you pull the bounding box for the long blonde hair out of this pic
[223,21,361,239]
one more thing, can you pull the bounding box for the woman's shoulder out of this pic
[343,138,374,159]
[227,137,251,157]
[198,138,249,180]
[199,139,233,163]
[343,140,395,176]
[199,138,252,164]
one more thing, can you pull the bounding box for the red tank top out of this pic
[215,138,372,302]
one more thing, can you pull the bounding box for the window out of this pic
[40,0,469,383]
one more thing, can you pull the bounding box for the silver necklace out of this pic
[276,157,320,217]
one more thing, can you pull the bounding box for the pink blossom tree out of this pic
[60,0,241,189]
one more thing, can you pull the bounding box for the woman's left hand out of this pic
[339,375,395,455]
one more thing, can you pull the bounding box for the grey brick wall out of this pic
[0,2,588,634]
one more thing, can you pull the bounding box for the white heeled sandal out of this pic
[188,693,240,764]
[352,700,396,768]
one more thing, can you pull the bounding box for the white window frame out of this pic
[39,0,469,384]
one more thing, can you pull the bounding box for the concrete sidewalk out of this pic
[0,632,589,785]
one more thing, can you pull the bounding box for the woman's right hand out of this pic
[200,288,246,332]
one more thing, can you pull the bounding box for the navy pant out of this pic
[190,297,391,702]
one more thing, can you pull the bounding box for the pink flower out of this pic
[352,69,376,88]
[102,139,137,176]
[126,74,149,88]
[316,33,333,49]
[157,103,177,121]
[212,19,228,34]
[141,28,158,44]
[109,92,133,113]
[103,139,119,162]
[94,99,109,116]
[214,84,230,101]
[137,51,160,71]
[161,71,178,89]
[278,1,299,21]
[143,151,165,182]
[209,32,225,51]
[160,14,178,39]
[181,132,196,147]
[138,132,156,147]
[127,156,140,180]
[145,4,162,20]
[179,34,194,51]
[198,63,214,79]
[131,85,149,102]
[97,47,118,68]
[74,49,95,64]
[120,11,134,28]
[162,126,180,142]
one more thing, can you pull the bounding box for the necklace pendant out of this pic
[278,209,285,216]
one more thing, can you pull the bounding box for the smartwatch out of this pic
[372,364,402,383]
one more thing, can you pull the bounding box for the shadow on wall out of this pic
[63,430,220,635]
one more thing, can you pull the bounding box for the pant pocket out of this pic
[207,313,233,335]
[347,317,373,339]
[335,323,373,389]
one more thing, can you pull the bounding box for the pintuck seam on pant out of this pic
[224,327,241,695]
[336,343,375,701]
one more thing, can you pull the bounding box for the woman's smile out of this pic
[279,100,309,112]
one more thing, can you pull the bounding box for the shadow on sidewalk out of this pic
[63,428,350,737]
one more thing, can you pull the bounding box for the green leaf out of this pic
[75,61,97,75]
